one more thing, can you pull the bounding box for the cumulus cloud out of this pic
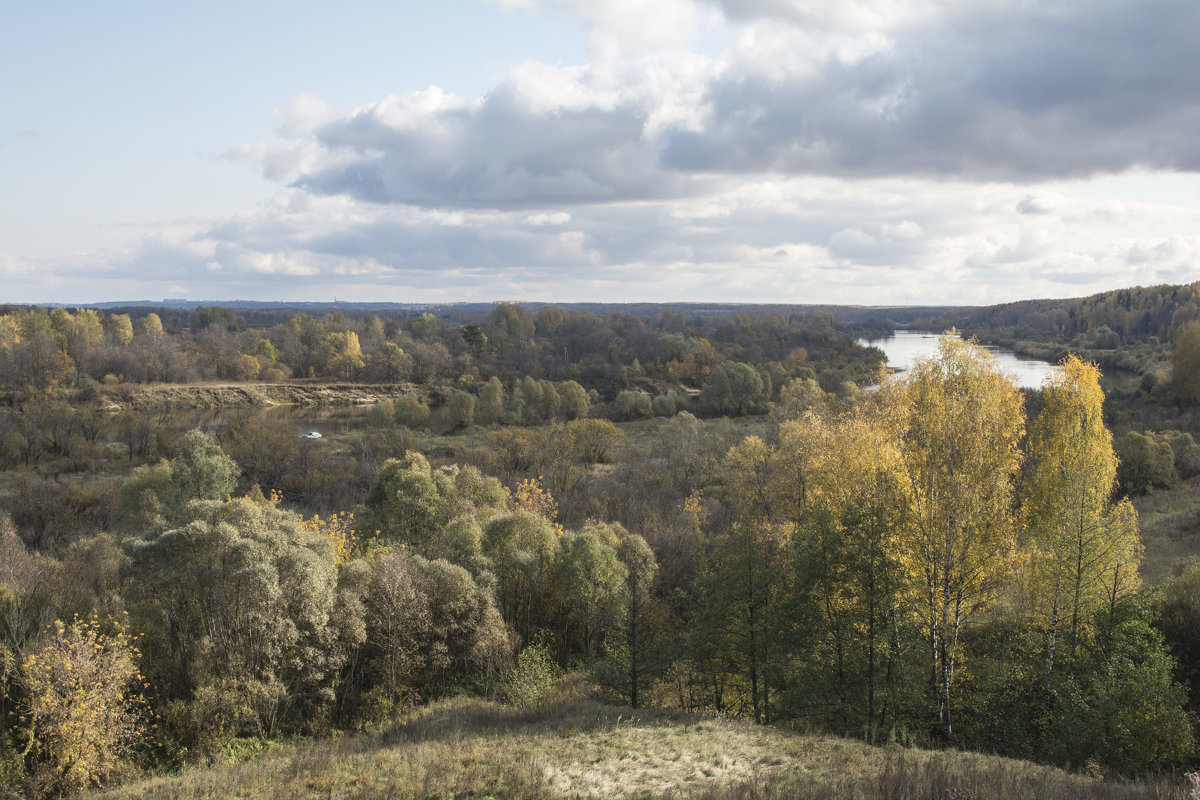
[248,0,1200,216]
[289,77,711,206]
[664,0,1200,180]
[12,0,1200,306]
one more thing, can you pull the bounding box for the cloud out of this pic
[289,77,711,207]
[664,1,1200,181]
[12,0,1200,306]
[41,171,1176,308]
[239,0,1200,217]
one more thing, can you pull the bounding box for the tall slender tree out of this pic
[889,333,1025,739]
[1024,356,1142,682]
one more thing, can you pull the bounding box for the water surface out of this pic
[859,330,1057,389]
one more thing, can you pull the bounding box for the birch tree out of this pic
[1024,355,1142,681]
[889,333,1024,739]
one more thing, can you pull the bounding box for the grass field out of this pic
[92,697,1193,800]
[1135,477,1200,585]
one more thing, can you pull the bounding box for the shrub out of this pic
[10,615,146,795]
[502,641,561,708]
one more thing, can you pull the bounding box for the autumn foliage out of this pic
[9,615,145,795]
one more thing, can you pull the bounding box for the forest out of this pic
[2,289,1200,797]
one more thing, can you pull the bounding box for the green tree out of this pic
[221,414,298,492]
[123,498,356,737]
[556,380,590,420]
[787,404,918,740]
[357,454,442,550]
[611,532,660,708]
[550,529,626,658]
[1157,560,1200,716]
[446,390,476,430]
[477,377,505,425]
[486,303,534,354]
[1171,318,1200,402]
[1042,598,1195,771]
[461,324,487,357]
[365,341,413,383]
[115,430,239,531]
[1115,430,1178,494]
[482,511,559,641]
[168,429,239,506]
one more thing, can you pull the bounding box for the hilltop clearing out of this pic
[94,698,1189,800]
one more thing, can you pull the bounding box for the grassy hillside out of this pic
[1136,477,1200,584]
[93,697,1191,800]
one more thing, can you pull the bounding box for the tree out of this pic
[696,518,789,723]
[1115,431,1178,494]
[446,390,476,431]
[786,403,918,740]
[410,556,503,692]
[357,456,507,558]
[13,615,145,795]
[356,553,426,710]
[482,511,559,641]
[562,418,623,464]
[486,303,534,354]
[365,341,412,383]
[1042,598,1194,772]
[323,331,365,380]
[102,314,133,348]
[221,414,298,492]
[123,498,356,737]
[477,377,505,425]
[461,324,487,357]
[613,532,659,708]
[1024,356,1142,681]
[1171,318,1200,403]
[889,333,1025,739]
[357,454,443,550]
[1158,560,1200,716]
[114,430,240,531]
[556,380,589,420]
[135,313,164,343]
[550,529,626,658]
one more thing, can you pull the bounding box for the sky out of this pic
[2,0,1199,307]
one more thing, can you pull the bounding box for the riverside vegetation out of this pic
[1,292,1200,797]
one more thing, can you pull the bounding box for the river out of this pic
[858,330,1057,390]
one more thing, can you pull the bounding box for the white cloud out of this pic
[9,0,1200,306]
[242,0,1200,224]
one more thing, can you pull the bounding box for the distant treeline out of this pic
[0,302,880,405]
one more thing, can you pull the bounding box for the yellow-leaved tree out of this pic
[1023,355,1142,679]
[789,397,919,739]
[888,333,1025,739]
[12,615,145,795]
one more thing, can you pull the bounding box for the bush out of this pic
[502,641,561,708]
[11,615,146,795]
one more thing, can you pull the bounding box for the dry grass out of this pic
[91,697,1193,800]
[1135,478,1200,584]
